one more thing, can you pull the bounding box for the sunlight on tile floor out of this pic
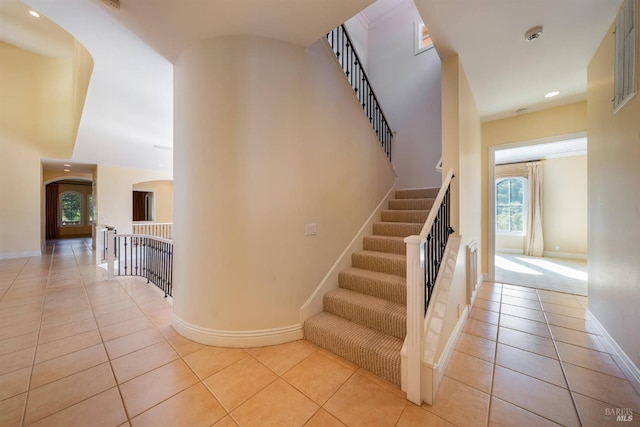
[0,239,638,426]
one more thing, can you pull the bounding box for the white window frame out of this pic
[59,191,84,227]
[414,21,434,55]
[614,0,637,112]
[495,177,527,236]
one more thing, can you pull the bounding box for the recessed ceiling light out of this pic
[525,26,543,42]
[544,91,560,98]
[63,163,71,167]
[29,10,40,18]
[63,169,70,172]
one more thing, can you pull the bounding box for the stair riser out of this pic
[395,188,439,199]
[304,323,400,385]
[381,210,429,223]
[324,296,406,339]
[388,199,434,210]
[352,253,405,277]
[373,222,422,237]
[338,270,406,305]
[362,237,406,255]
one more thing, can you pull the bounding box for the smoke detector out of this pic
[524,26,543,42]
[99,0,120,10]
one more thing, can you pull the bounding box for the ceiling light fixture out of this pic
[63,169,70,172]
[28,10,40,18]
[544,91,560,98]
[63,163,71,167]
[524,26,543,42]
[516,108,528,115]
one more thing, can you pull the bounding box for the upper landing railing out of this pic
[327,25,393,160]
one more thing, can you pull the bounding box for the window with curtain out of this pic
[496,177,527,235]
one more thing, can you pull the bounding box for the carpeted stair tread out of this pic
[395,188,439,199]
[338,268,406,304]
[381,209,430,224]
[388,198,435,211]
[373,222,423,237]
[352,251,406,277]
[363,235,406,255]
[304,311,402,385]
[324,288,406,339]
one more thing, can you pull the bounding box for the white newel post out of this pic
[404,235,425,405]
[107,229,115,281]
[95,227,105,265]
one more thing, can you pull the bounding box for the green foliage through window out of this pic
[496,178,526,234]
[61,192,82,226]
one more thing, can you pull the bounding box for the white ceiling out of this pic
[495,137,587,165]
[414,0,622,121]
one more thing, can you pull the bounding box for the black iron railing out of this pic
[112,234,173,297]
[423,176,454,313]
[327,25,392,160]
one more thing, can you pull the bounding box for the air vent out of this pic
[99,0,120,10]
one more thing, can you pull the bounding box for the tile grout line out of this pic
[485,282,503,426]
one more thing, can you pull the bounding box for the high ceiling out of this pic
[1,0,625,173]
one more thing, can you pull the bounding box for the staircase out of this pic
[304,187,438,385]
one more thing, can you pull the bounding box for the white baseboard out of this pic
[495,248,524,254]
[542,251,587,260]
[0,250,41,260]
[586,310,640,396]
[171,313,303,348]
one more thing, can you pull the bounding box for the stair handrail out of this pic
[326,24,393,160]
[403,168,455,405]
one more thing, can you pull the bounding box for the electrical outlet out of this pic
[305,223,317,236]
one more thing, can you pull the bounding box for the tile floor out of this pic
[0,239,639,426]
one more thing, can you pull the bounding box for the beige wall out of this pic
[132,180,173,223]
[495,155,588,256]
[439,55,482,356]
[172,36,396,338]
[481,102,588,270]
[587,17,640,367]
[96,165,172,235]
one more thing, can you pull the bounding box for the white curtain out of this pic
[525,161,544,256]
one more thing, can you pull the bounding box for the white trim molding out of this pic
[172,313,303,348]
[0,250,42,260]
[586,310,640,396]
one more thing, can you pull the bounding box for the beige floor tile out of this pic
[537,293,583,308]
[500,304,546,322]
[544,312,600,335]
[119,359,199,417]
[204,355,277,411]
[422,376,489,427]
[324,373,408,427]
[0,319,41,342]
[40,309,95,328]
[304,408,346,427]
[167,333,205,357]
[131,383,226,427]
[38,317,98,345]
[104,327,164,359]
[99,316,154,342]
[231,379,318,427]
[498,327,558,359]
[541,301,586,319]
[0,346,35,376]
[28,387,127,427]
[468,307,500,325]
[95,306,146,328]
[492,366,580,427]
[454,332,497,363]
[572,392,640,426]
[316,349,359,372]
[0,332,39,356]
[24,362,116,425]
[563,363,640,410]
[501,287,539,301]
[31,344,108,389]
[0,367,31,401]
[212,415,239,427]
[443,350,493,393]
[34,329,102,363]
[499,313,551,338]
[282,351,354,405]
[555,341,625,378]
[549,325,607,352]
[0,392,26,427]
[489,397,561,426]
[396,404,454,426]
[111,341,179,384]
[501,294,543,311]
[184,346,249,380]
[91,298,137,316]
[495,344,566,387]
[246,340,317,376]
[473,298,501,313]
[354,368,406,399]
[462,318,498,341]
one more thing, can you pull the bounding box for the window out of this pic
[496,178,527,235]
[60,191,83,226]
[614,0,637,111]
[415,22,434,55]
